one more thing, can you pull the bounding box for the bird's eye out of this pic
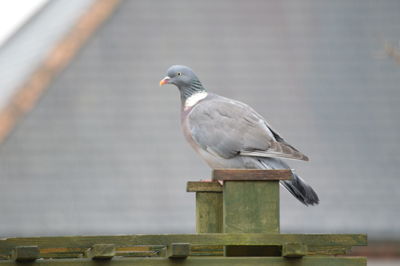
[177,72,182,76]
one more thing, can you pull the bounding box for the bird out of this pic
[160,65,319,206]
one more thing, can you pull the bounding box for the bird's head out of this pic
[159,65,200,90]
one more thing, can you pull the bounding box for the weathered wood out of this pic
[40,247,84,259]
[282,243,308,258]
[223,181,280,233]
[223,180,279,256]
[213,169,292,181]
[0,234,367,255]
[167,243,190,258]
[159,247,167,258]
[116,246,163,257]
[196,192,223,233]
[86,244,115,259]
[0,256,367,265]
[187,181,223,192]
[191,245,352,257]
[11,246,39,261]
[116,251,159,257]
[0,245,356,259]
[40,252,84,259]
[307,245,352,256]
[187,181,223,234]
[39,246,163,259]
[190,245,223,256]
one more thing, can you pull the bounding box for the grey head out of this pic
[160,65,206,102]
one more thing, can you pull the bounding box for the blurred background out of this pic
[0,0,399,264]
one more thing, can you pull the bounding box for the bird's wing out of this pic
[187,96,309,161]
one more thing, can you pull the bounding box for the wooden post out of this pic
[213,169,292,256]
[187,182,223,233]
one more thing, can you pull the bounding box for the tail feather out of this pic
[282,173,319,206]
[256,158,319,206]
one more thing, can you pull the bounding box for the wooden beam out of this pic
[187,182,223,192]
[0,256,367,265]
[0,234,367,255]
[212,169,292,181]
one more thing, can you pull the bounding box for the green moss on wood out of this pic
[223,181,280,233]
[196,192,223,233]
[0,256,367,265]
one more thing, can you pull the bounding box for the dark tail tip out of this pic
[281,173,319,206]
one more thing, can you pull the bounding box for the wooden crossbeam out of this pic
[0,256,367,265]
[0,234,367,255]
[187,182,223,192]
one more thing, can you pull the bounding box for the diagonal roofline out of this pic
[0,0,121,143]
[0,1,51,49]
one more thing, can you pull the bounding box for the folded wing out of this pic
[188,96,309,161]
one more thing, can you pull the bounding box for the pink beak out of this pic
[159,76,170,86]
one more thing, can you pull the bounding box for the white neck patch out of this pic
[185,91,208,108]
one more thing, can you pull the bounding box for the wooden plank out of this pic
[307,245,352,256]
[116,251,159,257]
[40,247,84,259]
[38,245,355,258]
[190,245,351,257]
[213,169,292,181]
[187,182,223,192]
[40,252,84,259]
[116,246,164,252]
[196,192,223,233]
[190,245,223,256]
[86,244,115,259]
[167,243,190,259]
[0,256,367,265]
[116,246,164,257]
[1,245,353,259]
[0,234,367,255]
[282,243,308,258]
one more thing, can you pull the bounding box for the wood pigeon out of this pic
[160,65,319,206]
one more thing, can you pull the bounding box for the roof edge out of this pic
[0,0,121,143]
[0,0,51,49]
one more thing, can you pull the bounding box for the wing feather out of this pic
[187,95,309,161]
